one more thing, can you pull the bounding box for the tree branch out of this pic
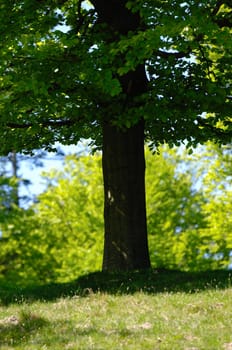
[156,49,191,59]
[197,118,232,140]
[6,119,77,129]
[211,0,224,16]
[211,1,232,28]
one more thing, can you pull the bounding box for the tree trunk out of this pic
[9,151,19,206]
[102,120,150,270]
[92,0,151,270]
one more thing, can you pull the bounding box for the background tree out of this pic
[0,145,231,285]
[35,153,104,282]
[0,0,231,271]
[147,144,232,270]
[0,154,104,284]
[196,143,232,268]
[146,147,207,271]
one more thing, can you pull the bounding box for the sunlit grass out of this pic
[0,278,232,349]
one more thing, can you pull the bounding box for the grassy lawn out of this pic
[0,270,231,350]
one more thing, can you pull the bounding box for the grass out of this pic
[0,269,231,350]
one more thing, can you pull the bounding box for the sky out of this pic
[11,142,90,207]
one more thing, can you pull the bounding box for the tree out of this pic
[146,147,207,271]
[147,144,232,271]
[0,145,231,284]
[0,0,231,271]
[196,143,232,268]
[0,154,104,284]
[36,153,104,281]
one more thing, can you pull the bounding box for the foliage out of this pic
[0,207,54,283]
[196,143,232,268]
[0,0,231,272]
[146,147,207,270]
[35,153,104,281]
[147,144,232,271]
[0,154,104,285]
[0,0,231,153]
[0,145,231,285]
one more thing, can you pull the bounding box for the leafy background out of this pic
[0,143,231,286]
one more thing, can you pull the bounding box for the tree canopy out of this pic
[0,0,231,153]
[0,0,231,272]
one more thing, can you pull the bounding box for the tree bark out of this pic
[102,120,150,270]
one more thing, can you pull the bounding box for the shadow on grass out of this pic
[0,311,48,347]
[0,269,231,305]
